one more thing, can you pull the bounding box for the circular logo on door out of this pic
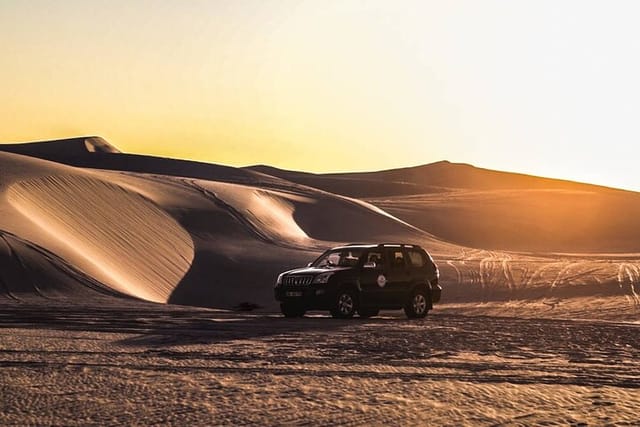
[377,274,387,288]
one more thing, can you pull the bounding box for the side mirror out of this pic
[307,262,313,267]
[363,262,377,269]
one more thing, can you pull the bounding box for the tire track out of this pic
[446,260,462,284]
[619,263,640,307]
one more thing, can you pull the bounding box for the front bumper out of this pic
[274,285,333,308]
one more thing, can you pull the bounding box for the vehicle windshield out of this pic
[312,249,364,268]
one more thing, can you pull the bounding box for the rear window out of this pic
[407,250,426,267]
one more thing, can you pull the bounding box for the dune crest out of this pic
[8,174,194,303]
[194,180,313,246]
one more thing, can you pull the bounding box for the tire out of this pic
[330,289,357,319]
[280,303,306,318]
[404,288,430,319]
[358,308,380,318]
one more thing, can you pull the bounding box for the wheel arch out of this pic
[410,281,433,309]
[337,282,360,297]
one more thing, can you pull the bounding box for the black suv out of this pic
[274,243,441,319]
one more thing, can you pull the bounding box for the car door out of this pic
[358,250,386,307]
[382,248,411,306]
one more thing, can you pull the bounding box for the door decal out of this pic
[377,274,387,288]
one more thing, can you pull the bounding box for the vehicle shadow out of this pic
[0,299,409,347]
[116,314,383,347]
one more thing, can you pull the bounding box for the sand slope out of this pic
[8,174,194,302]
[0,142,448,309]
[0,152,195,303]
[251,162,640,253]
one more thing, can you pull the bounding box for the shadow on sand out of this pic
[0,300,404,346]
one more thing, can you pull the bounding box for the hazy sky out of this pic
[2,1,639,190]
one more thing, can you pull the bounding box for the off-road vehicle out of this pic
[274,243,441,319]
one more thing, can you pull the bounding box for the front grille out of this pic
[284,275,314,286]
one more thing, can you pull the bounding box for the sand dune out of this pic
[368,189,640,253]
[0,230,124,301]
[8,174,194,302]
[1,136,288,187]
[1,137,640,318]
[0,142,448,309]
[249,161,615,197]
[0,152,194,303]
[0,136,119,159]
[251,162,640,253]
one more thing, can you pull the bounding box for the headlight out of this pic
[276,273,284,287]
[313,272,333,284]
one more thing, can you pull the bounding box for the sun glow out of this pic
[1,1,640,191]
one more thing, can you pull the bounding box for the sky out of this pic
[1,0,639,191]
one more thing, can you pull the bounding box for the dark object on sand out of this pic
[275,243,441,319]
[233,302,263,312]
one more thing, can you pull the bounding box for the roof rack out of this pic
[377,243,421,249]
[339,243,423,249]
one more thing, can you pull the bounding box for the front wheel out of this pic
[330,289,357,319]
[280,303,306,318]
[404,289,430,319]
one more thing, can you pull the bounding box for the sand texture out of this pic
[0,137,639,425]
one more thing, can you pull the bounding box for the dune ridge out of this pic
[0,136,119,158]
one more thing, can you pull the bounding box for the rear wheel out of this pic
[404,288,430,319]
[358,308,380,318]
[280,303,306,318]
[331,289,357,319]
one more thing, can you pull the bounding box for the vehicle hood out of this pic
[282,266,353,276]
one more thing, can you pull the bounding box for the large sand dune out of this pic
[0,141,449,309]
[1,137,640,318]
[0,152,194,303]
[251,162,640,253]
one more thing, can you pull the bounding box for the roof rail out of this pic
[339,243,424,249]
[376,243,421,249]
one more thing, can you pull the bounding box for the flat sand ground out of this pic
[1,301,638,426]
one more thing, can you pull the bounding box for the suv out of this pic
[274,243,441,319]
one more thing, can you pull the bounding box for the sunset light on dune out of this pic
[4,2,640,424]
[2,1,640,191]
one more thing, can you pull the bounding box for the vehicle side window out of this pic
[366,251,384,268]
[388,250,406,269]
[407,250,426,268]
[342,251,361,267]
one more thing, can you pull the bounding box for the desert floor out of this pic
[2,139,640,425]
[1,301,638,426]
